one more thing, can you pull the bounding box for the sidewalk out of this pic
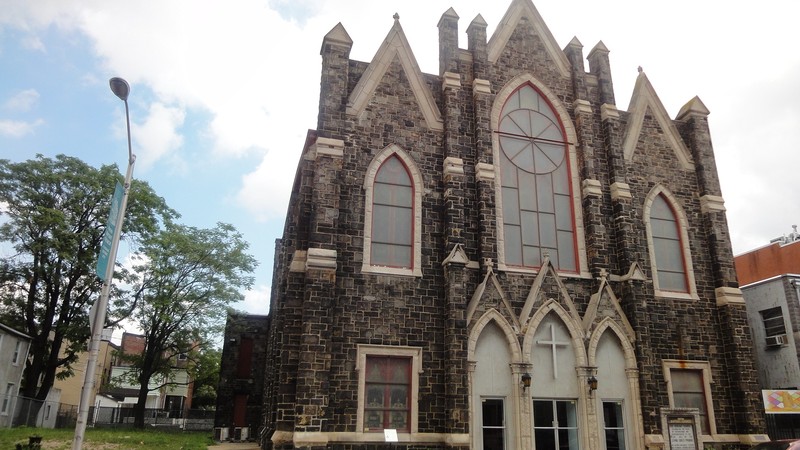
[207,442,261,449]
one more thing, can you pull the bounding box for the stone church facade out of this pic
[258,1,767,448]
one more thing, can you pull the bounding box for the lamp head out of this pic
[109,77,130,102]
[521,373,532,389]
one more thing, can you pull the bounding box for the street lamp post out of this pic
[72,77,136,450]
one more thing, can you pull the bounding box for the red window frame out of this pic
[370,155,414,269]
[363,355,412,432]
[497,83,578,272]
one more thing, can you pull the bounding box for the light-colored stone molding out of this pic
[487,0,571,77]
[643,185,699,301]
[587,40,609,60]
[610,181,632,201]
[608,262,647,283]
[661,360,718,436]
[442,243,471,266]
[700,194,726,213]
[362,144,423,277]
[346,19,443,131]
[289,250,307,273]
[623,70,693,170]
[475,162,495,182]
[715,286,745,306]
[355,344,423,434]
[290,431,470,446]
[442,71,461,90]
[573,99,592,115]
[600,103,619,121]
[491,72,591,279]
[310,137,344,160]
[582,179,602,198]
[443,156,465,179]
[306,248,337,271]
[473,78,492,95]
[676,95,710,120]
[321,23,353,52]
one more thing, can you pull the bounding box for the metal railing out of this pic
[1,395,214,431]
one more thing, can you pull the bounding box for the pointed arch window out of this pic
[371,156,413,268]
[363,146,422,277]
[645,189,697,299]
[498,84,577,272]
[650,194,688,292]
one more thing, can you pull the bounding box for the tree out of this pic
[112,222,256,428]
[0,154,175,423]
[190,347,221,410]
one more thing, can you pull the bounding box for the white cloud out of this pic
[125,102,186,171]
[236,284,271,315]
[3,89,39,111]
[0,118,43,137]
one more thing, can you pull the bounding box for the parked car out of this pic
[750,440,800,450]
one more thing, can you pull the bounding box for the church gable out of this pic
[519,257,580,332]
[487,0,570,77]
[581,274,635,343]
[466,267,521,332]
[622,70,694,170]
[347,16,443,131]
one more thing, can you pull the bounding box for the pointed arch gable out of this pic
[466,267,521,330]
[486,0,571,76]
[643,185,698,300]
[582,277,635,343]
[623,71,693,170]
[362,144,423,277]
[491,73,589,278]
[346,21,442,131]
[519,257,581,331]
[522,299,587,367]
[468,309,523,363]
[587,318,636,369]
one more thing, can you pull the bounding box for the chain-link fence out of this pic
[1,395,214,431]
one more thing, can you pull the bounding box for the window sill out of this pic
[655,290,699,301]
[361,264,421,277]
[497,263,592,279]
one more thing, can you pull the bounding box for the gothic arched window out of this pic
[498,84,576,271]
[371,156,413,268]
[649,194,688,292]
[362,146,422,277]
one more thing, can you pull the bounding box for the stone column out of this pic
[677,99,765,436]
[293,138,344,441]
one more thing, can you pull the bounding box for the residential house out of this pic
[106,332,193,417]
[0,322,31,427]
[736,226,800,438]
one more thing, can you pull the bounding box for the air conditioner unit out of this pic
[766,334,789,347]
[213,427,229,441]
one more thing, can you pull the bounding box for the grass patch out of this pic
[0,427,216,449]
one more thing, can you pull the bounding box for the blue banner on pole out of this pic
[96,181,124,280]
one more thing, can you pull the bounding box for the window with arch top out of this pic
[371,156,413,268]
[498,84,577,272]
[362,145,422,277]
[649,194,688,292]
[644,188,697,299]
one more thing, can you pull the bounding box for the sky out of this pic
[1,0,799,316]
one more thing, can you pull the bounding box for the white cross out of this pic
[537,323,569,379]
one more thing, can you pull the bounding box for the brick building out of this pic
[256,0,767,448]
[735,227,800,438]
[216,312,270,439]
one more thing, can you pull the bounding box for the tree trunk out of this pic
[133,383,150,428]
